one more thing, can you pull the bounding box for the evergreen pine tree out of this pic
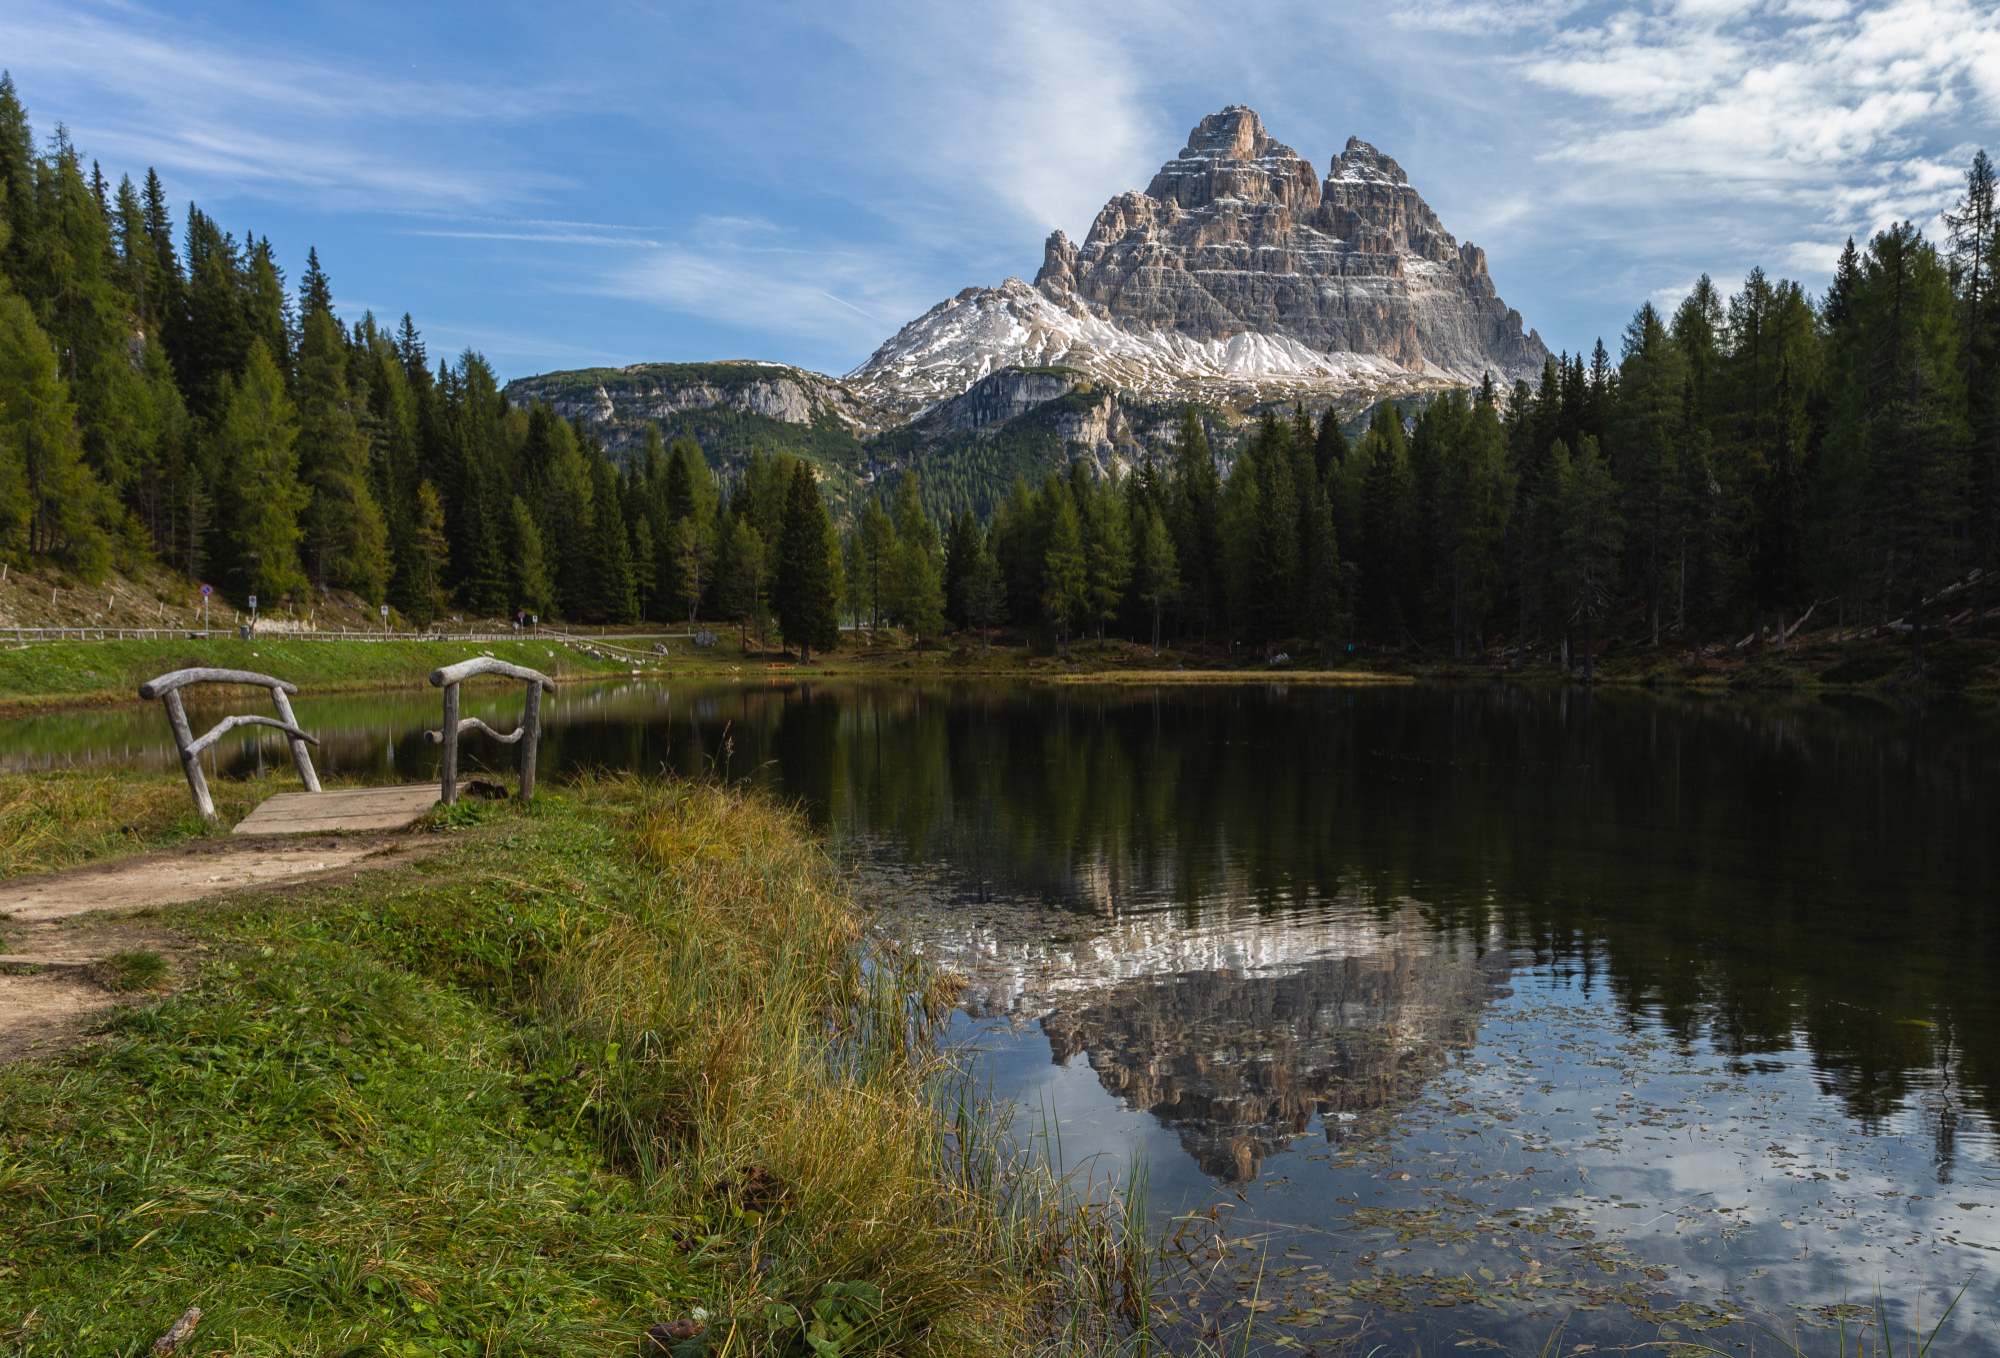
[1551,435,1623,681]
[410,479,450,627]
[890,471,946,652]
[1042,489,1086,656]
[216,340,307,604]
[963,531,1009,654]
[0,291,58,560]
[588,454,637,623]
[1136,504,1180,652]
[1168,407,1222,647]
[507,495,552,618]
[295,307,389,599]
[1439,394,1512,657]
[1358,403,1417,641]
[775,463,838,660]
[943,507,979,628]
[852,497,896,636]
[1850,223,1968,674]
[1082,471,1131,643]
[298,246,333,321]
[720,517,766,650]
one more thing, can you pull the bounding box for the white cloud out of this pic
[1511,0,2000,239]
[609,218,926,352]
[0,1,560,210]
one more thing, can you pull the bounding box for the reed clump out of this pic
[528,778,1017,1354]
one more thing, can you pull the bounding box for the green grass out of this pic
[0,637,641,708]
[0,775,1214,1357]
[91,949,171,992]
[0,769,257,877]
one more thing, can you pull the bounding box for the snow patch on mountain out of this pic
[847,277,1469,420]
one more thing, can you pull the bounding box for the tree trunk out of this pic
[1910,582,1926,679]
[1583,620,1596,684]
[1776,607,1787,650]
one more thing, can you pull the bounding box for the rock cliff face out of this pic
[504,360,892,446]
[849,106,1547,416]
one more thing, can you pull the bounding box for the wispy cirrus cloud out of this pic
[0,1,560,209]
[605,216,924,357]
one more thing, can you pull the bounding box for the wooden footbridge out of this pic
[138,658,555,836]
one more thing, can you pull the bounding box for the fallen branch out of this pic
[153,1306,200,1355]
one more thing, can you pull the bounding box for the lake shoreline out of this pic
[0,773,1175,1355]
[6,628,1993,717]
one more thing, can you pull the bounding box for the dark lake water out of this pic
[12,678,2000,1353]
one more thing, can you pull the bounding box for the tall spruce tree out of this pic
[1041,489,1086,656]
[775,463,838,660]
[215,341,307,603]
[294,304,388,599]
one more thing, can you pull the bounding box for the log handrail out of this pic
[138,667,300,700]
[138,668,320,821]
[186,714,320,758]
[425,717,524,746]
[429,657,556,691]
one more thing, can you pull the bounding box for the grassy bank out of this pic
[635,626,2000,695]
[0,775,1182,1357]
[0,637,644,711]
[0,769,268,878]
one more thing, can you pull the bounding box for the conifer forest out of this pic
[3,68,1996,673]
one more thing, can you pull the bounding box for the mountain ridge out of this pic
[846,106,1548,416]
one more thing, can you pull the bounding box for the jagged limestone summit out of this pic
[845,105,1550,416]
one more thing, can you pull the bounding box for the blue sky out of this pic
[7,0,1998,382]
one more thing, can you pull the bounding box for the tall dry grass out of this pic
[528,775,1235,1357]
[0,769,260,877]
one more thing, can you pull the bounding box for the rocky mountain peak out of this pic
[1329,136,1409,186]
[1143,105,1322,211]
[848,105,1549,416]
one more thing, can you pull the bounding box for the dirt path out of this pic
[0,835,440,1062]
[0,836,427,923]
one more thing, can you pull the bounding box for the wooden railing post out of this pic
[163,690,216,822]
[518,680,542,803]
[439,681,460,805]
[268,687,321,792]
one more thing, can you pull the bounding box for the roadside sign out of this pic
[248,595,258,610]
[200,585,211,597]
[380,604,389,616]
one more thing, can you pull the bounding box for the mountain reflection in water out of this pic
[1037,914,1510,1181]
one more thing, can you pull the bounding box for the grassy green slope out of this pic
[0,637,640,708]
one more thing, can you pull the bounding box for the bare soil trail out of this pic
[0,833,443,1062]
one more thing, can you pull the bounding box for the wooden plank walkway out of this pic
[232,784,440,836]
